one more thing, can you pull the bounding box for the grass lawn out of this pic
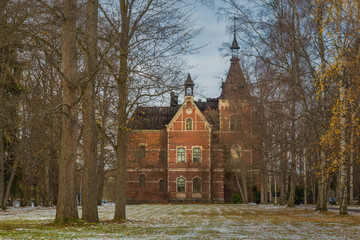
[0,204,359,239]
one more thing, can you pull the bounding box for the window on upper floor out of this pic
[177,177,185,192]
[139,174,145,187]
[193,177,201,192]
[193,147,201,163]
[138,144,146,159]
[230,115,242,132]
[186,118,192,130]
[177,148,185,163]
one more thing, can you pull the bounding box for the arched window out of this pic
[159,179,165,192]
[177,177,185,192]
[193,178,201,192]
[139,174,145,187]
[186,87,192,96]
[177,148,185,162]
[186,118,192,130]
[231,144,241,160]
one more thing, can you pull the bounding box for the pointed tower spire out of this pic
[184,73,194,96]
[230,17,240,60]
[219,19,249,100]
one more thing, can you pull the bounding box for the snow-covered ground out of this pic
[0,204,359,239]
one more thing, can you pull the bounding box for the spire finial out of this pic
[230,17,240,59]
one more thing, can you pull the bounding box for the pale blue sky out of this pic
[186,1,231,99]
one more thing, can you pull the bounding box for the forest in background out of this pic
[0,0,359,223]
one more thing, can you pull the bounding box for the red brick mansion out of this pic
[126,37,262,203]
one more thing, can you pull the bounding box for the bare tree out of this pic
[55,0,80,222]
[98,0,203,221]
[81,0,99,223]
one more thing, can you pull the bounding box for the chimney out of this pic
[170,92,178,107]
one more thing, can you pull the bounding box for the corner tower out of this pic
[219,34,249,100]
[218,31,258,203]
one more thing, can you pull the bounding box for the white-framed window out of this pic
[186,118,193,130]
[193,177,201,193]
[193,147,201,163]
[177,177,185,192]
[177,147,185,162]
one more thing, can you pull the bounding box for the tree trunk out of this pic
[114,0,131,221]
[349,112,355,204]
[279,145,286,205]
[303,148,307,210]
[339,83,347,215]
[2,159,18,209]
[82,0,99,223]
[260,160,267,204]
[312,176,316,205]
[287,160,296,207]
[273,162,277,205]
[43,160,50,207]
[0,128,4,206]
[97,138,105,205]
[268,172,272,203]
[317,179,327,211]
[114,94,127,220]
[287,96,296,208]
[279,154,286,205]
[315,1,327,212]
[234,168,246,203]
[240,160,248,204]
[55,0,79,223]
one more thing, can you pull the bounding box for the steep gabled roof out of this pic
[195,99,219,131]
[219,33,250,100]
[128,106,180,130]
[128,99,220,130]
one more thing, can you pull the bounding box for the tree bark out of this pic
[279,150,286,205]
[114,0,130,221]
[97,137,105,205]
[315,1,327,212]
[55,0,79,223]
[339,83,347,215]
[303,148,307,210]
[0,126,4,206]
[349,111,355,204]
[260,157,267,204]
[268,171,272,203]
[287,96,296,208]
[114,90,127,220]
[43,160,51,207]
[2,158,18,209]
[273,162,277,205]
[240,160,248,203]
[82,0,99,223]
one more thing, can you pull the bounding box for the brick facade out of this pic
[125,43,262,203]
